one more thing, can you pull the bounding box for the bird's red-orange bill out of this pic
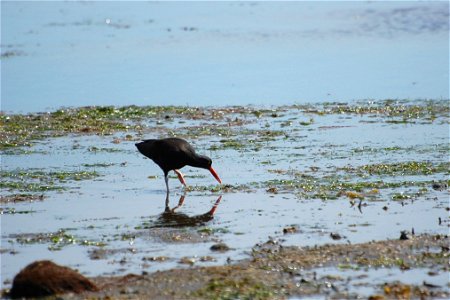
[209,167,222,184]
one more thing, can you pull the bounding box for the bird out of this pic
[135,137,222,195]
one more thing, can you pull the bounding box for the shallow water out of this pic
[303,266,449,298]
[1,1,449,296]
[1,103,448,294]
[2,1,449,112]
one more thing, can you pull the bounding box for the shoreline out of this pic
[4,234,447,299]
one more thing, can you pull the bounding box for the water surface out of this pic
[2,1,449,112]
[1,102,448,294]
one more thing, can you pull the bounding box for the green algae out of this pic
[213,139,246,150]
[176,125,285,142]
[87,146,127,153]
[185,176,444,201]
[1,169,100,182]
[299,118,314,126]
[0,169,100,193]
[82,162,115,168]
[0,207,36,215]
[197,227,230,235]
[0,105,197,149]
[1,148,48,156]
[391,188,428,201]
[185,183,252,193]
[185,162,447,200]
[0,193,45,204]
[3,100,446,150]
[1,100,448,204]
[10,229,107,251]
[340,161,450,176]
[52,105,203,121]
[193,277,275,300]
[0,181,65,192]
[293,99,449,120]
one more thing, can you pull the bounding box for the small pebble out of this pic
[330,233,342,240]
[210,243,230,252]
[283,226,298,234]
[432,182,447,191]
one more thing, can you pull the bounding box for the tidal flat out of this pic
[1,99,449,298]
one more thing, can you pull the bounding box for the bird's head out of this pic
[196,155,212,168]
[197,155,222,184]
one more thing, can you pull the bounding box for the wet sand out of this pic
[47,234,449,299]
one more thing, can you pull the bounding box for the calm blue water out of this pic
[1,1,449,113]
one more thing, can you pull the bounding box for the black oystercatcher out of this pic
[135,138,221,194]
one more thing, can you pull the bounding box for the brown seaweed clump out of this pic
[9,260,98,298]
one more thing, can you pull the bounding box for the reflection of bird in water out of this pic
[153,194,223,228]
[135,138,222,197]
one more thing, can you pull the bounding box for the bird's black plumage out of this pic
[135,138,221,195]
[135,138,211,175]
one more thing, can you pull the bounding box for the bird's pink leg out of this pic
[174,169,187,187]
